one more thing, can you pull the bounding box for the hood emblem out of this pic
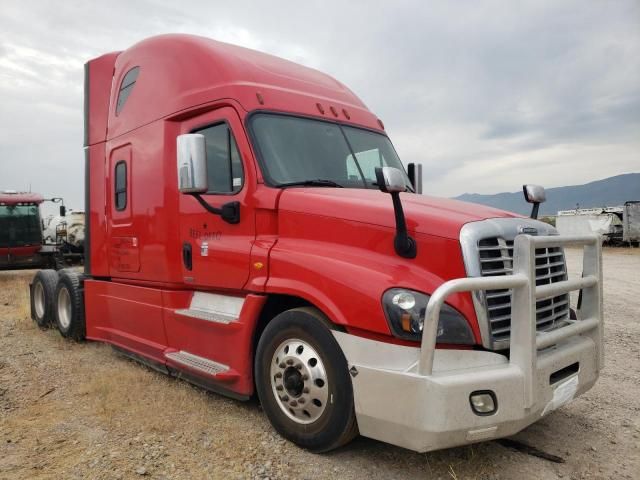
[518,226,538,235]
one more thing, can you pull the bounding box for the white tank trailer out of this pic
[42,211,85,252]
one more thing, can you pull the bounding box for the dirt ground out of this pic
[0,248,638,480]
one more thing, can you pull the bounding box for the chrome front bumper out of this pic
[334,234,604,452]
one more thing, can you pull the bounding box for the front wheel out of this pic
[255,307,358,452]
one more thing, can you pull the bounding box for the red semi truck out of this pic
[30,34,603,453]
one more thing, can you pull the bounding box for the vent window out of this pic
[115,67,140,115]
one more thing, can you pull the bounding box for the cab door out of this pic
[178,107,256,290]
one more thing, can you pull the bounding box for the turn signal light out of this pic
[400,312,412,332]
[470,391,497,415]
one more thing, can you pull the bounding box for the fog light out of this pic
[470,391,497,415]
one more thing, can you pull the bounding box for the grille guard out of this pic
[419,234,603,409]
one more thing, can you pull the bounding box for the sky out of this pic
[1,0,638,212]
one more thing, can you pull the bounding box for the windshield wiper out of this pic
[276,179,344,188]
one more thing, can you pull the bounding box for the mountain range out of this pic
[453,173,640,216]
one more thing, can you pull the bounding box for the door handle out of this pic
[182,242,193,271]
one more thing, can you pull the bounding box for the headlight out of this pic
[382,288,475,344]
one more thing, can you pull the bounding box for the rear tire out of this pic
[54,270,86,341]
[255,307,358,452]
[30,270,59,328]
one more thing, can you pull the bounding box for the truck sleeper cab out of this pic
[30,34,603,453]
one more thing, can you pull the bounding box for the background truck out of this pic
[557,203,640,246]
[30,34,603,453]
[0,191,83,270]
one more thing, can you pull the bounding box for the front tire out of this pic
[31,270,59,328]
[54,270,86,341]
[255,307,358,452]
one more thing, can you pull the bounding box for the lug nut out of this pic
[279,362,286,368]
[289,400,298,407]
[275,372,282,378]
[295,364,302,370]
[303,387,310,394]
[276,385,283,391]
[281,395,289,402]
[302,374,308,381]
[298,398,305,404]
[286,359,294,365]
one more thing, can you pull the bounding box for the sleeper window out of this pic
[114,161,127,210]
[116,67,140,115]
[194,123,244,194]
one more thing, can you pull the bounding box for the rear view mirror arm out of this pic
[191,194,240,225]
[530,202,540,220]
[375,166,417,259]
[390,191,417,258]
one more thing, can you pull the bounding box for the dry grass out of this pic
[0,271,34,330]
[79,357,215,435]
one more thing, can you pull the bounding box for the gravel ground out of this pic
[0,247,638,479]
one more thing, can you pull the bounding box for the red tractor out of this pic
[0,190,82,270]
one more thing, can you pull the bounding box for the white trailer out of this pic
[623,201,640,245]
[556,207,623,244]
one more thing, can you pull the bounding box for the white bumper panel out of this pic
[334,331,599,453]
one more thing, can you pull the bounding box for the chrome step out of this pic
[175,308,237,324]
[175,291,244,324]
[165,351,229,376]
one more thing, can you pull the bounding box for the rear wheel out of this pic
[54,270,86,341]
[255,307,358,452]
[30,270,59,328]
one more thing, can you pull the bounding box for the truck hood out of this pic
[278,188,521,239]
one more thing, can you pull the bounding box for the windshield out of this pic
[0,204,42,247]
[250,113,411,189]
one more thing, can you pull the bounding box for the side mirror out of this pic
[375,167,416,259]
[407,163,423,194]
[177,134,208,193]
[59,205,66,217]
[176,133,240,225]
[522,184,546,219]
[376,166,407,193]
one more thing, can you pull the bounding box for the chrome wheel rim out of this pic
[270,338,329,424]
[57,287,72,330]
[34,282,45,319]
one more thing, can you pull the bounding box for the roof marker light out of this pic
[342,108,351,120]
[316,102,325,114]
[330,106,339,117]
[377,119,385,130]
[256,92,264,105]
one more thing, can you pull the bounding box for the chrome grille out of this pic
[479,237,570,343]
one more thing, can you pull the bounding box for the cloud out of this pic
[0,0,638,209]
